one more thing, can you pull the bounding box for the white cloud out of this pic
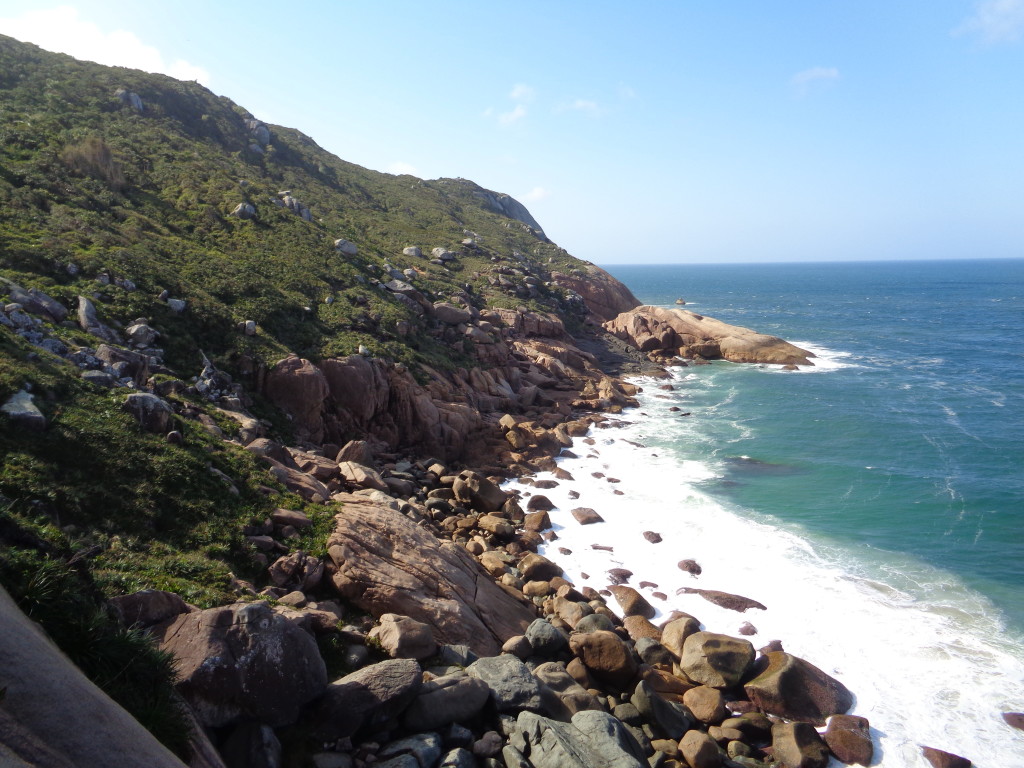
[0,5,212,85]
[790,66,840,96]
[560,98,601,115]
[522,186,550,202]
[498,104,527,125]
[954,0,1024,44]
[509,83,535,102]
[386,161,419,176]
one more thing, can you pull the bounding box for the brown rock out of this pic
[643,531,663,543]
[270,508,313,528]
[524,510,552,532]
[679,729,723,768]
[453,469,508,512]
[526,495,555,511]
[335,439,374,465]
[921,747,972,768]
[268,550,324,591]
[327,494,535,656]
[622,615,662,642]
[772,722,830,768]
[108,589,193,628]
[744,652,853,726]
[678,559,702,576]
[369,613,437,660]
[609,585,656,619]
[151,601,327,727]
[1002,712,1024,731]
[308,658,423,740]
[568,630,639,691]
[551,264,641,324]
[607,568,633,585]
[680,632,755,689]
[338,460,389,492]
[677,587,766,612]
[264,457,330,502]
[519,553,563,581]
[264,355,329,443]
[660,615,701,658]
[683,686,727,724]
[532,661,604,719]
[572,507,605,525]
[823,714,873,766]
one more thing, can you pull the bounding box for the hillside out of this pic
[0,34,857,768]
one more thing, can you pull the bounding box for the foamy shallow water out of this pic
[504,375,1024,768]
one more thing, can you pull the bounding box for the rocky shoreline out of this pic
[1,277,992,768]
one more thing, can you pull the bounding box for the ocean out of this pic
[508,259,1024,767]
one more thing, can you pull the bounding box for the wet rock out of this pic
[1003,711,1024,731]
[921,747,972,768]
[823,714,873,766]
[608,586,655,619]
[571,507,604,525]
[643,531,663,543]
[526,495,555,512]
[676,587,766,612]
[519,553,563,582]
[743,652,853,725]
[677,559,702,576]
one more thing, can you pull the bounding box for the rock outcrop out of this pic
[326,494,536,655]
[605,305,814,365]
[552,264,641,324]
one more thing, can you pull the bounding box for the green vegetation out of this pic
[0,33,600,754]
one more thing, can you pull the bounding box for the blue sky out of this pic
[1,1,1023,264]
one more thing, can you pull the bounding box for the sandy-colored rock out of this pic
[680,632,755,689]
[264,355,329,443]
[369,613,437,660]
[609,585,655,619]
[327,494,535,655]
[683,686,728,724]
[679,729,722,768]
[568,630,638,691]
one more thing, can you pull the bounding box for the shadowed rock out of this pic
[744,652,853,725]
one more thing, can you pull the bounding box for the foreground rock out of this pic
[327,494,535,655]
[514,710,646,768]
[605,305,814,365]
[744,651,854,725]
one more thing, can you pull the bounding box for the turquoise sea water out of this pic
[509,258,1024,766]
[607,259,1024,633]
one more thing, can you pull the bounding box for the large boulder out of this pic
[823,714,873,766]
[921,747,972,768]
[679,729,722,768]
[308,658,422,741]
[1,390,46,431]
[515,710,646,768]
[369,614,437,660]
[608,586,655,619]
[771,722,830,768]
[121,393,173,433]
[467,654,543,712]
[452,470,508,512]
[680,632,755,689]
[604,305,813,366]
[402,672,491,731]
[264,355,329,443]
[532,661,603,719]
[0,585,189,768]
[743,652,853,725]
[632,680,693,740]
[327,494,535,655]
[151,601,327,727]
[568,630,638,691]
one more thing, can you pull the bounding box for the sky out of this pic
[1,1,1023,265]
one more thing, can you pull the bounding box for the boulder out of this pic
[231,202,256,219]
[264,355,329,443]
[621,615,661,641]
[525,618,568,657]
[678,559,702,576]
[264,458,330,502]
[632,680,693,740]
[151,601,327,727]
[467,654,543,712]
[1,390,46,431]
[268,551,324,592]
[334,238,359,256]
[683,686,727,724]
[121,393,173,433]
[77,296,120,343]
[568,630,638,691]
[823,714,873,766]
[679,729,722,768]
[524,510,552,531]
[550,264,641,324]
[526,495,555,512]
[0,585,190,768]
[608,586,655,619]
[402,673,491,731]
[452,470,508,512]
[515,710,646,768]
[519,553,562,582]
[403,246,422,258]
[96,344,150,386]
[660,615,701,658]
[772,722,830,768]
[328,494,535,655]
[1003,712,1024,731]
[676,587,766,612]
[378,733,443,768]
[571,507,604,525]
[532,661,603,719]
[308,658,422,740]
[743,652,853,725]
[433,302,473,325]
[680,632,755,689]
[369,614,437,660]
[921,747,972,768]
[338,460,388,491]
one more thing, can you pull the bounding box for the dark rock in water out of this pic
[639,581,657,590]
[759,639,785,654]
[592,544,614,552]
[571,507,604,525]
[921,746,972,768]
[738,622,757,636]
[744,651,853,725]
[676,587,765,612]
[535,479,559,489]
[677,559,702,576]
[643,531,663,543]
[823,714,873,766]
[568,490,580,499]
[609,586,655,619]
[607,568,633,585]
[1003,712,1024,731]
[527,494,555,511]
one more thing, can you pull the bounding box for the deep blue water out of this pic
[604,259,1024,632]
